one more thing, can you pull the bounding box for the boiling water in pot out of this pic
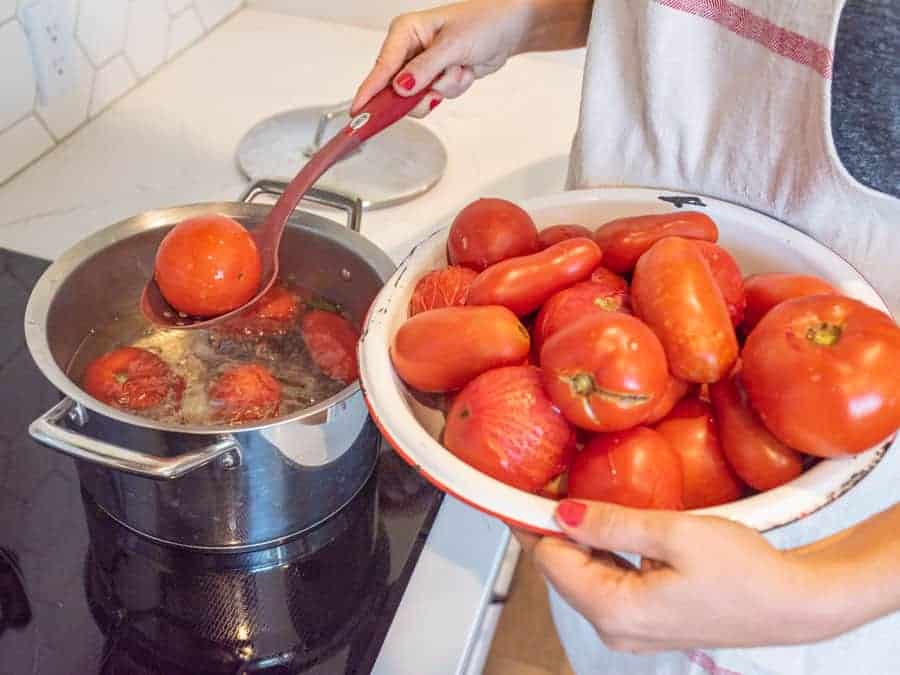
[66,281,349,425]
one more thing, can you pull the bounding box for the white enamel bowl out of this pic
[359,188,894,535]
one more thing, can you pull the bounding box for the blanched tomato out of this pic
[408,266,479,316]
[467,238,603,316]
[209,363,281,423]
[709,369,804,491]
[447,198,539,270]
[82,347,184,411]
[391,306,530,392]
[632,237,738,383]
[301,310,360,384]
[642,375,693,425]
[655,397,745,509]
[742,295,900,457]
[593,211,718,274]
[216,282,300,337]
[154,215,262,317]
[567,427,684,509]
[693,241,746,327]
[443,366,574,493]
[540,312,669,432]
[532,279,630,353]
[742,273,837,334]
[538,224,593,249]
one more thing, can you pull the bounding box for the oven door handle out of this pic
[29,398,241,480]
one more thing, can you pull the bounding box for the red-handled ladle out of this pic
[141,84,431,329]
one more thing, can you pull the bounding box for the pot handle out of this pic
[239,179,363,232]
[29,398,241,480]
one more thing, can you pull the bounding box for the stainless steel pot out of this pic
[24,180,396,551]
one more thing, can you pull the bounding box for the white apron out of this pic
[554,1,900,673]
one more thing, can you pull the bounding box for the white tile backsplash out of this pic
[126,0,169,78]
[77,0,130,66]
[0,114,53,183]
[0,0,245,184]
[0,19,36,131]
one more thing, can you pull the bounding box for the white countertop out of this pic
[0,8,585,673]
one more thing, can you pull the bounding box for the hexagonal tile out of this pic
[126,0,169,78]
[1,0,16,21]
[0,115,53,184]
[89,54,136,116]
[166,0,192,14]
[35,42,93,139]
[195,0,240,30]
[0,19,36,132]
[76,0,129,66]
[167,6,203,59]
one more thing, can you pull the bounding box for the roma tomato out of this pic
[301,310,360,384]
[693,241,746,327]
[642,375,693,425]
[632,236,738,383]
[593,211,718,274]
[655,397,745,509]
[532,278,630,353]
[154,215,261,317]
[408,266,479,316]
[540,312,668,432]
[443,366,574,493]
[467,238,603,317]
[82,347,184,411]
[742,273,837,333]
[709,370,804,491]
[391,306,530,392]
[209,363,281,423]
[538,224,593,249]
[216,282,300,337]
[742,295,900,457]
[447,198,539,270]
[567,427,684,509]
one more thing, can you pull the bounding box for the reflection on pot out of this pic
[83,473,390,674]
[0,548,31,638]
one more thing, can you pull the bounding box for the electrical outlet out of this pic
[21,0,77,105]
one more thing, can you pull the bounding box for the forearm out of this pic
[515,0,594,53]
[792,502,900,638]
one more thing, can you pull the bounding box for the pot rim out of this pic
[25,200,396,434]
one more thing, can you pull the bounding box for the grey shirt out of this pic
[832,0,899,198]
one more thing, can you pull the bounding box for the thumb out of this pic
[554,499,686,564]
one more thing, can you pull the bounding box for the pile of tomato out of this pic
[389,198,900,510]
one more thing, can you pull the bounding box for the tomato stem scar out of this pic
[806,322,842,346]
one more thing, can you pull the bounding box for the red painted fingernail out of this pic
[556,500,586,527]
[395,72,416,90]
[429,97,442,110]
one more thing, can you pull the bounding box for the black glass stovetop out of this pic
[0,249,442,675]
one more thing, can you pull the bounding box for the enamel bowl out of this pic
[359,187,894,535]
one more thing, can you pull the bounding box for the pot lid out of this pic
[236,103,448,210]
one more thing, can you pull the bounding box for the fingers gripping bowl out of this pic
[358,188,896,535]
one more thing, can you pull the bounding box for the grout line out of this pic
[0,109,36,137]
[32,111,58,143]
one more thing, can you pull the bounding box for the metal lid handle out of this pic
[239,179,363,232]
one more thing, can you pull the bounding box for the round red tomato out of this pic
[467,238,603,317]
[567,427,684,510]
[447,198,539,271]
[742,295,900,457]
[391,306,530,392]
[693,241,746,327]
[209,363,281,423]
[538,224,593,249]
[540,312,669,432]
[654,397,745,509]
[443,366,574,493]
[532,278,629,353]
[642,375,693,425]
[709,369,804,491]
[409,265,479,316]
[593,211,718,274]
[632,236,738,383]
[301,310,360,385]
[154,215,262,317]
[82,347,184,411]
[217,282,300,337]
[742,273,837,334]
